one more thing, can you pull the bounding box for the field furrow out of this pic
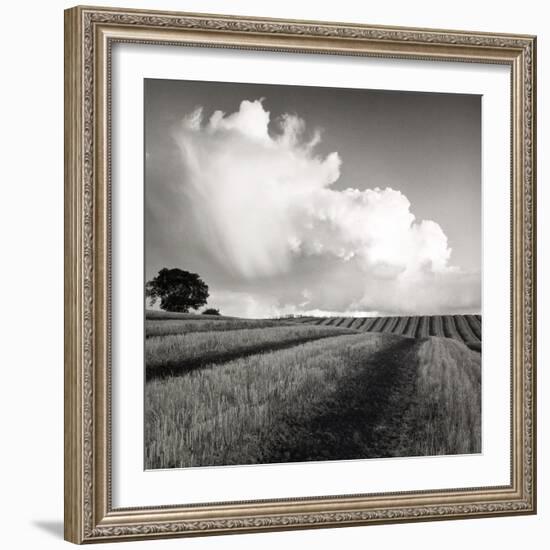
[383,317,399,334]
[466,315,482,340]
[393,316,409,336]
[305,314,481,348]
[403,316,419,338]
[349,317,366,330]
[311,318,326,325]
[430,315,445,337]
[443,316,462,341]
[416,316,430,338]
[359,318,377,331]
[320,318,335,326]
[369,316,388,332]
[454,315,480,343]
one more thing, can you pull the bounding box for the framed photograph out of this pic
[64,5,537,544]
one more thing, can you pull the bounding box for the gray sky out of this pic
[145,78,481,317]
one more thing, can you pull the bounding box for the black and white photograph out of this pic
[144,78,482,470]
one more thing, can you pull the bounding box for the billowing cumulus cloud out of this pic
[170,99,479,316]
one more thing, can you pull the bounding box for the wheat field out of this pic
[145,312,481,469]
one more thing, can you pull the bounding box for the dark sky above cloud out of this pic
[145,78,481,317]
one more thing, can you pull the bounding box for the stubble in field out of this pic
[144,319,481,469]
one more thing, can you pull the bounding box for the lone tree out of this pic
[146,268,209,313]
[202,308,221,316]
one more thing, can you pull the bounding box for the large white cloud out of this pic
[171,99,479,316]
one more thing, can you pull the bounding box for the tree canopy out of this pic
[202,308,221,316]
[146,268,209,313]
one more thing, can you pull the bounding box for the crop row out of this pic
[305,314,482,346]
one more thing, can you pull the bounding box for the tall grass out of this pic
[146,324,359,372]
[145,329,482,468]
[145,332,406,469]
[397,337,481,456]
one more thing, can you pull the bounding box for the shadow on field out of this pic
[145,334,344,381]
[255,338,422,463]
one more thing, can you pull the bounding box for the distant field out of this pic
[301,314,482,352]
[146,318,296,339]
[145,312,482,469]
[146,310,238,321]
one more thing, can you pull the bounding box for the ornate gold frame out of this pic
[64,5,537,544]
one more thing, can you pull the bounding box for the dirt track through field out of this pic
[256,337,421,462]
[146,328,481,467]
